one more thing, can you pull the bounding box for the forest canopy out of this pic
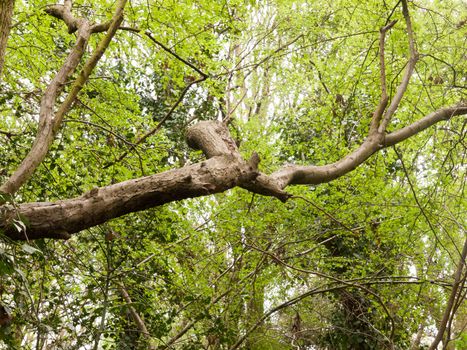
[0,0,466,349]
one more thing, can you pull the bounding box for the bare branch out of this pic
[45,1,82,34]
[0,0,127,195]
[378,0,418,133]
[102,27,209,168]
[428,238,467,350]
[103,75,207,169]
[144,31,208,78]
[1,122,259,239]
[384,105,467,146]
[0,21,92,195]
[118,26,208,78]
[369,19,397,133]
[119,284,157,350]
[2,101,465,239]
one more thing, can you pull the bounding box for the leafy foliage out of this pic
[0,0,466,349]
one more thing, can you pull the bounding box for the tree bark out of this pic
[0,0,15,79]
[1,103,466,241]
[1,122,260,239]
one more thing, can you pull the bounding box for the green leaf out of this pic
[21,243,41,255]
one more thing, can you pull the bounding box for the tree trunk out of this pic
[0,0,15,78]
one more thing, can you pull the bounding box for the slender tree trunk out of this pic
[0,0,14,79]
[428,238,467,350]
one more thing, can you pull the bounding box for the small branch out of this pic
[239,244,395,350]
[53,0,127,131]
[393,146,455,262]
[291,195,356,234]
[309,61,330,94]
[160,254,267,350]
[144,31,208,78]
[378,0,418,133]
[0,129,21,138]
[118,26,208,78]
[102,27,209,168]
[119,284,157,350]
[0,20,92,195]
[384,105,467,146]
[369,20,397,133]
[428,238,467,350]
[63,119,136,147]
[104,76,207,168]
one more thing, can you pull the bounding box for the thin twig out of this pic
[144,31,208,78]
[228,241,401,350]
[63,119,136,146]
[103,27,209,168]
[393,146,457,262]
[291,195,356,234]
[118,26,208,78]
[103,76,206,168]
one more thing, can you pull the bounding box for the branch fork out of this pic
[0,0,127,195]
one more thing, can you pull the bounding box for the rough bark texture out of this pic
[1,122,260,240]
[1,105,466,241]
[0,0,15,78]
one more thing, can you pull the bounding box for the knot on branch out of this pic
[186,121,291,202]
[186,121,240,159]
[186,121,261,180]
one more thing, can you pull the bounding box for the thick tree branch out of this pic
[0,0,127,195]
[2,101,464,240]
[45,0,81,34]
[1,155,257,239]
[0,0,15,78]
[0,122,259,239]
